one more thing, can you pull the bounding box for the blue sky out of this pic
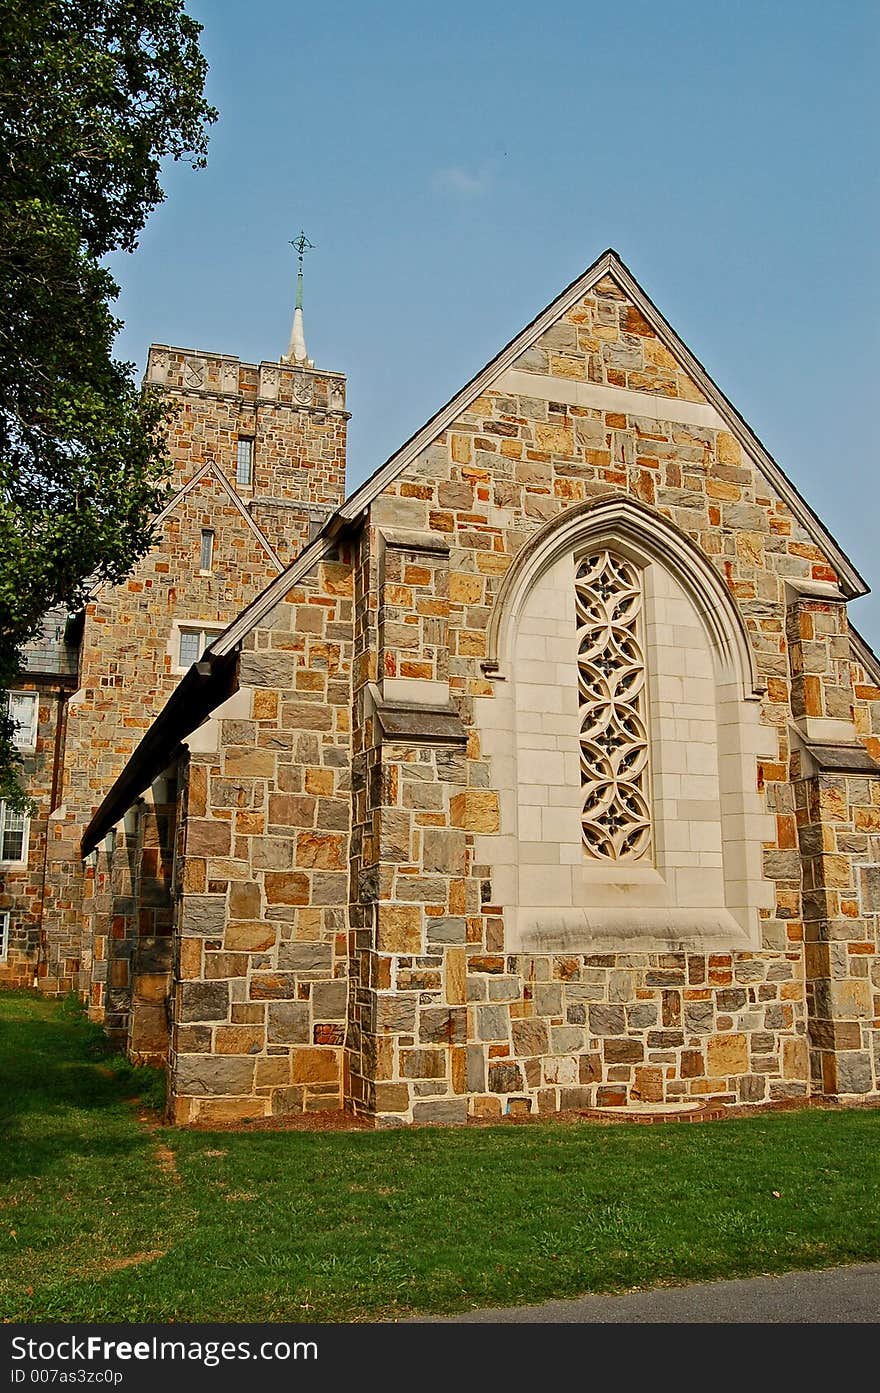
[110,0,880,642]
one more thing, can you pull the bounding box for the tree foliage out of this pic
[0,0,217,800]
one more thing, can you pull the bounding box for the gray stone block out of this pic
[420,1006,467,1045]
[175,1055,255,1096]
[180,896,226,937]
[239,651,296,688]
[466,1045,485,1092]
[377,994,417,1034]
[684,1001,715,1032]
[626,1003,658,1029]
[426,916,466,945]
[267,1001,310,1044]
[278,941,333,973]
[422,830,466,875]
[412,1099,468,1124]
[835,1052,874,1095]
[511,1019,549,1056]
[588,1004,626,1036]
[311,979,348,1020]
[475,1004,509,1041]
[488,1062,523,1093]
[551,1025,584,1053]
[179,980,229,1022]
[534,983,563,1016]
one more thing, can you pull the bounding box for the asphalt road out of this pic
[423,1262,880,1323]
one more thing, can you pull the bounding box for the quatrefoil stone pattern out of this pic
[575,551,652,860]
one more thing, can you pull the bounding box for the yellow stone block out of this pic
[782,1037,809,1080]
[706,1033,748,1076]
[305,767,335,796]
[377,904,422,953]
[195,1098,268,1124]
[706,476,741,502]
[476,552,511,575]
[535,422,574,456]
[716,431,742,465]
[451,434,472,464]
[449,789,500,833]
[252,689,279,720]
[296,831,346,869]
[549,353,587,380]
[215,1025,264,1055]
[452,1047,468,1094]
[448,572,483,604]
[226,920,276,952]
[446,948,467,1004]
[255,1056,292,1087]
[644,339,679,371]
[291,1048,341,1085]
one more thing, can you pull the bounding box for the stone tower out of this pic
[1,291,349,1009]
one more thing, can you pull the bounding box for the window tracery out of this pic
[575,550,651,860]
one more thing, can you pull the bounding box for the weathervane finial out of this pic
[283,230,315,367]
[290,230,314,265]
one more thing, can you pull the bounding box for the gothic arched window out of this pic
[473,498,776,955]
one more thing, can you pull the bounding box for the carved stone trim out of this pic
[183,357,206,389]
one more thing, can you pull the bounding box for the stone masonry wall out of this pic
[168,552,354,1123]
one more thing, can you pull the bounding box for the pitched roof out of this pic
[209,248,868,658]
[81,249,875,849]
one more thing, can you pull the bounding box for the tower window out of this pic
[200,529,215,573]
[236,437,254,487]
[1,691,38,752]
[0,802,28,864]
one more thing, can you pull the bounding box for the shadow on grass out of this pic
[0,990,163,1181]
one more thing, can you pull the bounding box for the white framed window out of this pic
[2,691,38,753]
[0,911,8,960]
[199,529,215,573]
[174,624,224,673]
[0,802,29,865]
[236,437,254,487]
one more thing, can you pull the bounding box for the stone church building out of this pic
[2,249,880,1125]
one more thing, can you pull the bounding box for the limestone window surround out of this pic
[0,800,29,866]
[170,621,226,674]
[474,496,776,954]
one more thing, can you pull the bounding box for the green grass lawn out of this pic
[2,989,879,1322]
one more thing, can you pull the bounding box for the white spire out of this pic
[282,232,314,368]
